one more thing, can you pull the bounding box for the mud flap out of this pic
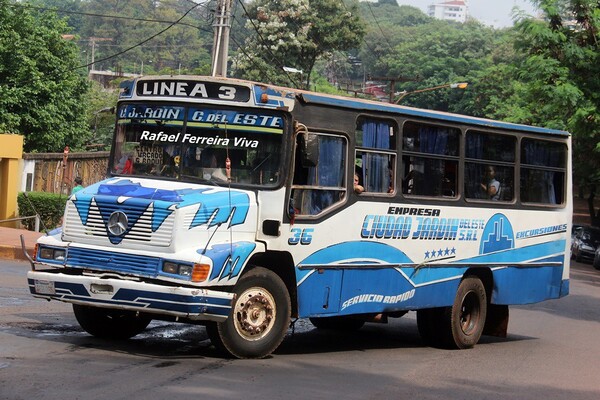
[483,304,509,337]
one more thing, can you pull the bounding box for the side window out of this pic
[520,139,566,204]
[465,131,515,202]
[291,132,347,217]
[402,122,459,198]
[355,117,396,194]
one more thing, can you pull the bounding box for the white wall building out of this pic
[428,0,468,23]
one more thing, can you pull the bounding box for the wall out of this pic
[22,151,109,194]
[0,134,24,227]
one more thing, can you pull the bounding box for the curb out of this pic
[0,245,35,261]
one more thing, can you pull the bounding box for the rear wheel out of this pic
[210,267,291,359]
[418,276,487,349]
[73,304,152,339]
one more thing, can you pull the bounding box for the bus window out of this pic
[465,131,515,201]
[355,118,396,194]
[402,122,459,198]
[520,139,566,204]
[291,132,347,216]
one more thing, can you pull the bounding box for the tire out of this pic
[446,276,487,349]
[205,321,228,354]
[73,304,152,339]
[309,316,365,331]
[211,267,291,359]
[418,276,487,349]
[593,256,600,270]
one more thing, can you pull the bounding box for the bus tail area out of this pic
[25,75,571,358]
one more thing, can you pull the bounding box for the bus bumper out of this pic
[26,270,234,322]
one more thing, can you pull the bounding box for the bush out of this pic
[17,192,68,231]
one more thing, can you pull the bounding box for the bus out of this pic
[26,75,572,358]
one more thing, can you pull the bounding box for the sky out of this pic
[396,0,539,28]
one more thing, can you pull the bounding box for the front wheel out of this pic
[73,304,152,339]
[210,267,291,358]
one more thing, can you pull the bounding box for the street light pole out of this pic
[395,82,468,104]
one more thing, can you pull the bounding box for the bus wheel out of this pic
[309,316,365,331]
[73,304,152,339]
[445,276,487,349]
[213,267,291,359]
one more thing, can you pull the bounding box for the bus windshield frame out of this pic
[111,102,288,188]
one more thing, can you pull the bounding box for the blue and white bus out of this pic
[26,76,572,358]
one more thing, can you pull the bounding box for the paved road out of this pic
[1,260,599,400]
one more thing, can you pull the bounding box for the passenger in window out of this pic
[481,166,501,200]
[354,173,364,194]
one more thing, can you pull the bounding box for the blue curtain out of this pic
[523,141,556,204]
[465,133,486,199]
[305,136,344,213]
[361,121,391,192]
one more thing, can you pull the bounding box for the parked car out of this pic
[593,246,600,270]
[571,224,584,243]
[571,225,600,263]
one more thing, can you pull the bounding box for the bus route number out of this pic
[288,228,314,245]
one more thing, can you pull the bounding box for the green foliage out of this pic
[17,192,68,231]
[0,0,90,152]
[85,81,119,150]
[232,0,365,89]
[511,0,600,190]
[80,0,213,75]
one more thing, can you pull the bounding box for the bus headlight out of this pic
[39,247,66,261]
[162,261,179,274]
[161,262,209,282]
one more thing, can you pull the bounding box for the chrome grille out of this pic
[63,200,174,247]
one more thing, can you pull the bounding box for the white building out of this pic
[428,0,468,23]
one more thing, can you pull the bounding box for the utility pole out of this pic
[211,0,232,77]
[88,37,112,72]
[369,75,421,103]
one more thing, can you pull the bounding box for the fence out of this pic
[23,151,109,195]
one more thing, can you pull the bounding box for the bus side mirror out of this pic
[301,131,319,167]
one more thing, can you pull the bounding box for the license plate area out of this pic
[34,280,56,295]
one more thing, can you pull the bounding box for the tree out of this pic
[0,1,90,152]
[509,1,600,223]
[375,19,498,111]
[80,0,212,74]
[232,0,365,89]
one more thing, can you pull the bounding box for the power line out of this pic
[6,2,212,32]
[74,2,205,71]
[365,1,395,51]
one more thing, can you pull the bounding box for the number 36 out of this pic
[288,228,314,245]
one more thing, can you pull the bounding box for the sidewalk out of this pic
[0,227,44,261]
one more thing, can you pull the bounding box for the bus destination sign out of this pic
[136,79,251,102]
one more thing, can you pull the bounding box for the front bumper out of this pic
[27,270,234,322]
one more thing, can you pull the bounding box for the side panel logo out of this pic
[480,213,514,254]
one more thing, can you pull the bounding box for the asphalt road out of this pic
[1,260,599,400]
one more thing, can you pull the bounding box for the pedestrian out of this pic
[71,177,84,194]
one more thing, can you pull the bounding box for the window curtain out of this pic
[305,136,344,213]
[465,133,484,198]
[523,141,556,204]
[362,121,390,192]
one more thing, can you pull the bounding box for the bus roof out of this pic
[123,75,570,138]
[299,92,570,137]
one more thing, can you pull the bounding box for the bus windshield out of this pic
[112,104,285,186]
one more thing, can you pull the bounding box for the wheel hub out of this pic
[234,288,276,341]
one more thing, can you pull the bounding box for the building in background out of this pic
[428,0,468,23]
